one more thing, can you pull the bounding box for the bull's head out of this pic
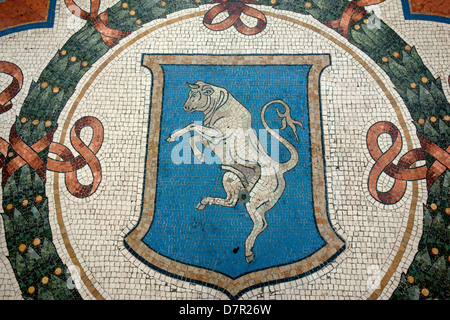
[183,81,215,113]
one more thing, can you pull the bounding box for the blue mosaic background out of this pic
[143,62,327,278]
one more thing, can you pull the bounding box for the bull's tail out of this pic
[260,100,303,173]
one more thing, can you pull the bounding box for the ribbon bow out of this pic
[204,0,267,35]
[324,0,386,39]
[367,122,450,204]
[65,0,130,48]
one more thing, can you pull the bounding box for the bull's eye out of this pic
[191,93,200,101]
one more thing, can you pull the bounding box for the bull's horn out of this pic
[186,82,200,89]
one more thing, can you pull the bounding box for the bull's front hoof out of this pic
[196,202,206,210]
[195,154,205,163]
[166,136,175,143]
[245,252,255,264]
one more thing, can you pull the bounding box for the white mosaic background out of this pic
[0,0,448,300]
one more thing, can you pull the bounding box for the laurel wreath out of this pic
[1,0,448,300]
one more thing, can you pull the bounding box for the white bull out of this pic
[166,81,303,263]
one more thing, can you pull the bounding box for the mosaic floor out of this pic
[0,0,449,301]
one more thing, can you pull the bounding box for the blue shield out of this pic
[124,54,345,299]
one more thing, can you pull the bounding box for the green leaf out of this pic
[31,122,48,143]
[402,50,420,71]
[49,55,69,79]
[428,256,446,277]
[361,19,390,53]
[3,175,18,199]
[438,121,450,137]
[409,47,425,71]
[423,121,440,140]
[83,41,109,62]
[442,170,450,191]
[15,253,27,278]
[406,286,420,300]
[40,239,56,261]
[77,27,99,51]
[38,287,55,300]
[406,88,420,110]
[30,86,53,115]
[168,0,200,11]
[351,29,377,50]
[29,206,42,229]
[423,207,433,229]
[415,250,432,267]
[151,6,167,19]
[16,118,31,139]
[39,200,53,240]
[58,61,81,88]
[26,246,41,271]
[46,89,65,119]
[429,173,441,196]
[306,8,325,20]
[50,275,73,300]
[431,212,444,229]
[18,164,32,196]
[313,0,330,9]
[430,83,450,111]
[13,209,28,235]
[388,59,408,79]
[25,81,43,103]
[1,215,13,235]
[108,7,135,29]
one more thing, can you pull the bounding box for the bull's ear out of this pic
[202,85,214,96]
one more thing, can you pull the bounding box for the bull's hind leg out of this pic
[244,174,286,264]
[196,171,244,210]
[244,202,270,264]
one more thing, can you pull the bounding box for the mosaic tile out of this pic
[0,0,448,302]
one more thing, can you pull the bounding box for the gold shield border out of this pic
[123,54,345,299]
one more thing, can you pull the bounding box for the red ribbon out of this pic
[0,138,8,172]
[367,121,449,204]
[0,62,23,115]
[417,132,450,191]
[1,117,104,198]
[204,0,267,35]
[65,0,131,48]
[324,0,386,39]
[47,117,103,198]
[2,124,58,187]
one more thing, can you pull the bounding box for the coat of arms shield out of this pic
[124,54,345,299]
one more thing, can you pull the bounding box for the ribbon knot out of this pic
[1,117,104,198]
[204,0,267,35]
[65,0,131,48]
[367,121,450,204]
